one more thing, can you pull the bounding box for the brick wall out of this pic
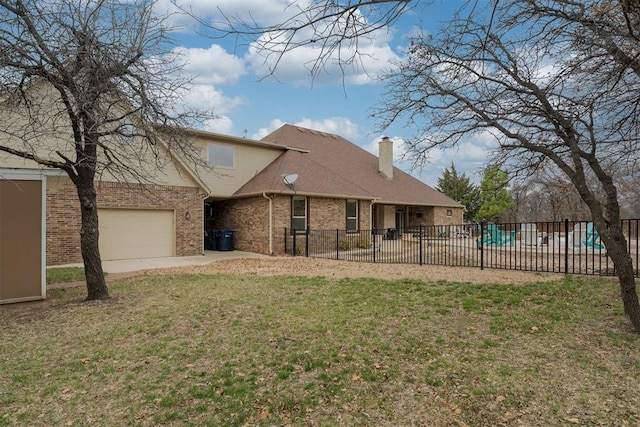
[46,177,202,265]
[210,195,372,255]
[407,206,433,228]
[210,196,270,254]
[207,195,463,256]
[433,206,464,225]
[406,206,464,228]
[307,197,369,230]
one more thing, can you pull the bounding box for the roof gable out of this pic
[234,150,375,198]
[250,124,462,207]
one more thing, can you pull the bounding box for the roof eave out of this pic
[187,128,309,153]
[231,190,377,200]
[372,199,465,208]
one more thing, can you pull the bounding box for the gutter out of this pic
[370,198,381,230]
[263,192,274,255]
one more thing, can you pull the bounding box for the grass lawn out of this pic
[46,267,108,284]
[1,273,639,426]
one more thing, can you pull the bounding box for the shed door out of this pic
[98,209,175,260]
[0,179,43,303]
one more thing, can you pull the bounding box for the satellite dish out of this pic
[282,173,298,186]
[282,173,298,191]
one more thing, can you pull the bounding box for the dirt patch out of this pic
[149,256,558,284]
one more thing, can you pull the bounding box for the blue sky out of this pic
[158,0,492,186]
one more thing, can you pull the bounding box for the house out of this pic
[0,81,209,268]
[2,113,463,270]
[206,124,464,254]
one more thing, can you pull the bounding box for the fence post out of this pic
[292,229,297,257]
[284,228,287,254]
[336,229,340,260]
[479,222,485,270]
[373,229,377,263]
[419,224,424,266]
[305,227,309,257]
[564,218,569,274]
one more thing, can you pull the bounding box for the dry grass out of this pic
[1,270,639,426]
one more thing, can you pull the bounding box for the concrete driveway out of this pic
[49,250,270,274]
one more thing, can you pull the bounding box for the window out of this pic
[446,209,453,217]
[346,199,358,232]
[120,121,136,143]
[292,197,307,232]
[208,143,234,168]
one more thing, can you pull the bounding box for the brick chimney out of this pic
[378,136,393,180]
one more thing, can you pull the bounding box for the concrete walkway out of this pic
[48,250,270,274]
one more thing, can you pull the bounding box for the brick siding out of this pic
[407,206,464,227]
[46,178,202,265]
[210,195,372,255]
[209,196,270,254]
[208,195,462,256]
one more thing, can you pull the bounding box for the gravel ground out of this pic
[149,256,558,285]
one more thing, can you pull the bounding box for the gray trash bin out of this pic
[217,229,234,251]
[205,229,219,250]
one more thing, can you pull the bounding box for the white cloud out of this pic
[410,131,498,185]
[294,117,360,140]
[202,116,234,134]
[365,135,407,162]
[177,84,246,116]
[155,0,313,29]
[252,117,361,140]
[156,1,403,86]
[174,44,246,85]
[252,119,287,140]
[246,27,401,86]
[359,130,498,186]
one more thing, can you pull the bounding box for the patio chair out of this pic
[583,222,605,250]
[482,223,516,247]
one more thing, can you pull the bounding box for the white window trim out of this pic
[292,196,307,233]
[346,199,358,232]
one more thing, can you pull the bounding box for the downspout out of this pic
[201,193,208,256]
[263,193,274,255]
[370,198,380,231]
[370,200,375,231]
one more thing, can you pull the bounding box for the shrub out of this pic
[338,239,351,251]
[356,239,372,249]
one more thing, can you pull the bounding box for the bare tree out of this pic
[510,169,591,222]
[205,0,418,80]
[0,0,209,300]
[619,175,640,218]
[213,0,640,331]
[375,0,640,331]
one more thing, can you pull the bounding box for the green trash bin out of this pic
[217,229,234,251]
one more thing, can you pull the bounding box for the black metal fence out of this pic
[284,219,640,278]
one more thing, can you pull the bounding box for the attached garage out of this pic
[0,169,46,304]
[98,208,175,260]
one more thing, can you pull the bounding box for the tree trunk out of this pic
[75,178,109,300]
[601,221,640,332]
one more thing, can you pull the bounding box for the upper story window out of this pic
[119,120,136,143]
[346,199,358,232]
[292,196,307,233]
[208,143,234,168]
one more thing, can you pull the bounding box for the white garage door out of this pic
[99,209,175,260]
